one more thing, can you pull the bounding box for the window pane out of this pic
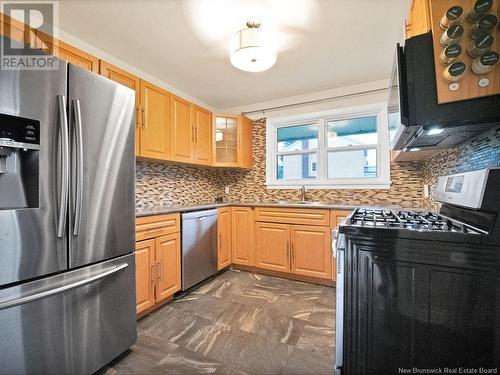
[328,149,377,178]
[277,124,318,152]
[277,154,317,180]
[327,116,377,147]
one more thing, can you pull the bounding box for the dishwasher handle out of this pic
[181,208,218,221]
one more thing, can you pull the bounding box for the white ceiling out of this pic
[59,0,410,109]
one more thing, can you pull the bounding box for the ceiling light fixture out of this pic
[230,18,276,72]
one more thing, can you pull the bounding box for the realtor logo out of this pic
[1,1,59,70]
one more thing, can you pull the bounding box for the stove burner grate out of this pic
[348,208,486,234]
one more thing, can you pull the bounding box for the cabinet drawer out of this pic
[255,207,330,226]
[136,213,180,241]
[330,210,352,228]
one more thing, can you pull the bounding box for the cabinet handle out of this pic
[287,242,290,269]
[157,261,162,282]
[136,106,140,129]
[291,242,294,269]
[142,106,146,129]
[151,263,156,284]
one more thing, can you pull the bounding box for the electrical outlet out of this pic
[224,186,230,194]
[423,184,429,198]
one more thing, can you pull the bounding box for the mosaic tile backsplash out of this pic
[136,161,227,208]
[221,120,425,208]
[423,125,500,210]
[136,119,426,209]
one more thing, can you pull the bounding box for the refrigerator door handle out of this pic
[57,94,70,238]
[0,263,129,311]
[71,99,84,236]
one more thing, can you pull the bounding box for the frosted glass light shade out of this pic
[230,27,276,72]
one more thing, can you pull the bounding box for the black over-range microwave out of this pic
[388,32,500,151]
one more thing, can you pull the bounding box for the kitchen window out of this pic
[266,104,391,189]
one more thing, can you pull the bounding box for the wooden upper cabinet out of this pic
[214,115,239,167]
[213,114,253,168]
[231,207,253,266]
[405,0,431,38]
[0,12,37,47]
[193,106,212,165]
[135,239,155,314]
[99,60,140,91]
[238,115,253,169]
[140,80,171,160]
[36,31,99,72]
[291,225,331,280]
[99,60,141,155]
[170,95,193,163]
[155,233,181,302]
[254,222,290,273]
[0,13,98,71]
[217,207,232,270]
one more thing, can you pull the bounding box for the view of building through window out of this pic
[275,116,378,181]
[277,124,318,180]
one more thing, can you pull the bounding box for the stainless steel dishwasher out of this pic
[181,209,218,290]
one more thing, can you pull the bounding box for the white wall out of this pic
[50,28,216,112]
[221,79,389,119]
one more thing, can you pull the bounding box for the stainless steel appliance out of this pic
[389,32,500,151]
[333,228,345,375]
[336,167,500,374]
[181,209,218,290]
[0,36,136,374]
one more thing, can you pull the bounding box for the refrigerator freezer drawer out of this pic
[0,253,137,374]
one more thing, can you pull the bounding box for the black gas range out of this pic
[349,208,486,233]
[335,168,500,375]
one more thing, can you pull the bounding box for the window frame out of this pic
[265,103,391,189]
[275,120,320,181]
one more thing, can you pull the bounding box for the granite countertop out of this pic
[135,201,404,217]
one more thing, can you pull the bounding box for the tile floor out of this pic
[102,269,336,375]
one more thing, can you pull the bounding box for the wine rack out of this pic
[430,0,499,103]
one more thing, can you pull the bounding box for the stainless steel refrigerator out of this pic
[0,37,137,374]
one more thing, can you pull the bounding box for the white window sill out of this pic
[265,180,392,190]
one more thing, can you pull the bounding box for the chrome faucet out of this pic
[300,185,307,202]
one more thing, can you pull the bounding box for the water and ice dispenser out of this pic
[0,113,40,209]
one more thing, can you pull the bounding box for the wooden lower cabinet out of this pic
[291,225,331,279]
[254,222,290,273]
[217,208,232,270]
[231,207,253,266]
[254,220,333,280]
[135,214,181,315]
[330,210,352,282]
[135,239,156,314]
[155,233,181,302]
